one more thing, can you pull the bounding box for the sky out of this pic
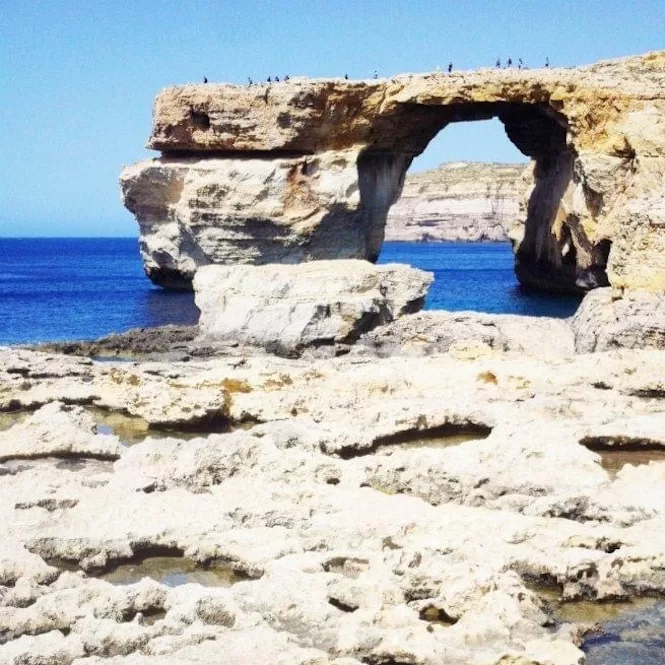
[2,0,664,237]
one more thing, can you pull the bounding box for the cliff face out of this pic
[121,51,665,293]
[385,162,525,242]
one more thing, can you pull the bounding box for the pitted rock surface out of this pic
[2,344,665,664]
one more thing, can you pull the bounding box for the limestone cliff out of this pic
[121,51,665,293]
[385,162,525,242]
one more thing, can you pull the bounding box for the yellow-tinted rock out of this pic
[122,51,665,293]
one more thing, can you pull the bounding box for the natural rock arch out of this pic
[121,51,665,293]
[355,101,589,292]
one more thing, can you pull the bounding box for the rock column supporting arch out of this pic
[121,51,665,292]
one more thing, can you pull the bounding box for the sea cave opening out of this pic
[370,103,590,317]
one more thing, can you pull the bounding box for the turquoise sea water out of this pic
[0,238,581,345]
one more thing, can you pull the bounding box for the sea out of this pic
[0,238,581,346]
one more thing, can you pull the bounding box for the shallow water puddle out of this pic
[91,408,152,444]
[0,406,216,447]
[372,424,491,456]
[598,449,665,477]
[0,411,28,431]
[100,556,248,587]
[90,408,211,445]
[580,436,665,477]
[580,599,665,665]
[531,584,665,664]
[389,432,486,451]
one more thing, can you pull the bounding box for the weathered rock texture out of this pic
[194,260,432,355]
[385,162,524,241]
[2,343,665,664]
[122,51,665,293]
[572,287,665,353]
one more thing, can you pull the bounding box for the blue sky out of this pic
[2,0,663,236]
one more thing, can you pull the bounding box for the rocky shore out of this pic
[4,50,665,664]
[3,259,665,664]
[385,162,524,242]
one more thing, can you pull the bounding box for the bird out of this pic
[203,76,208,83]
[448,62,453,73]
[247,76,253,86]
[495,58,501,68]
[373,70,378,79]
[545,57,550,68]
[507,57,512,68]
[275,76,280,82]
[344,73,349,80]
[518,58,523,70]
[267,76,271,83]
[284,75,290,81]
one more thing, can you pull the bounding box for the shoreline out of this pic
[2,313,665,663]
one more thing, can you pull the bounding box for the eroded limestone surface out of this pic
[2,341,665,664]
[122,51,665,293]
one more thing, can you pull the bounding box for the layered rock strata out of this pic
[122,51,665,293]
[385,162,524,242]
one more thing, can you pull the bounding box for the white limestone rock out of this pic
[3,347,665,664]
[194,260,433,355]
[120,150,397,289]
[0,402,122,463]
[355,310,575,358]
[572,287,665,352]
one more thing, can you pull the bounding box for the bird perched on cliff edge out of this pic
[495,58,501,68]
[448,62,453,73]
[373,70,378,79]
[203,76,208,83]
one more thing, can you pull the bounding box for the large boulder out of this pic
[572,287,665,352]
[194,260,432,355]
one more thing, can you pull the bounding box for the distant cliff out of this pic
[385,162,526,242]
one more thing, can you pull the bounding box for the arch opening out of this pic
[359,101,612,298]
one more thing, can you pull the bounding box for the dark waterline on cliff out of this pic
[0,238,581,345]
